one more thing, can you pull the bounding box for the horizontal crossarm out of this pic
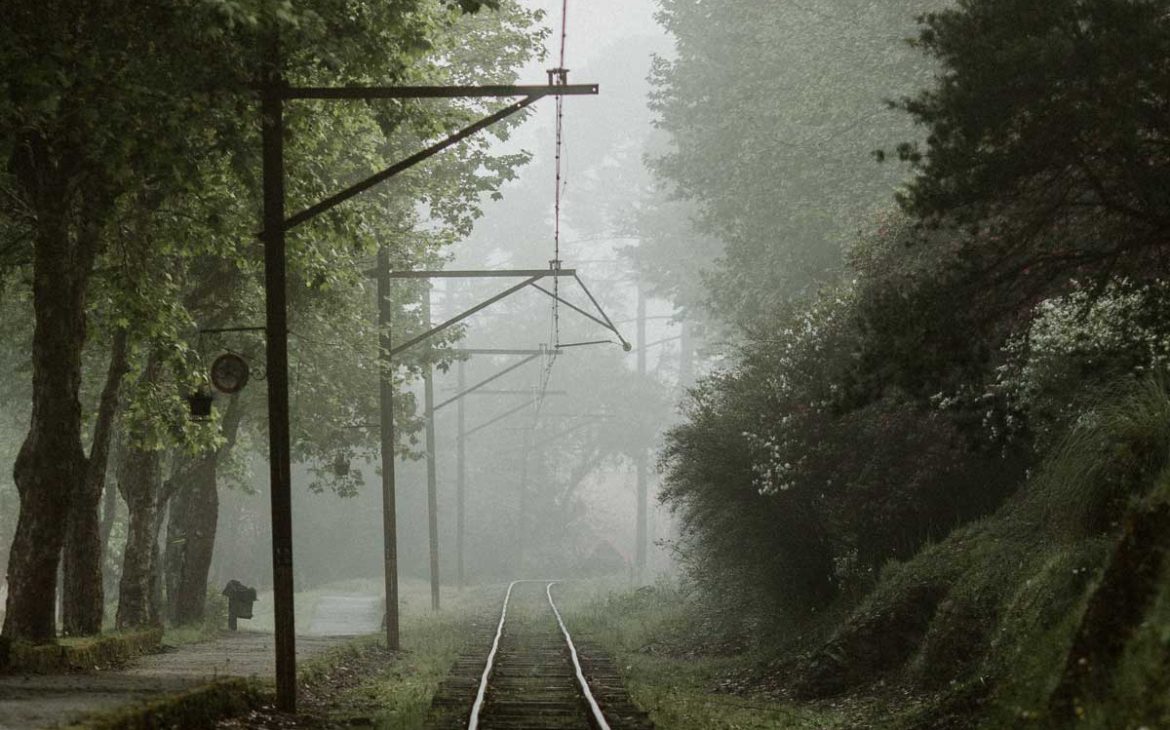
[451,348,557,356]
[388,269,576,279]
[283,84,599,100]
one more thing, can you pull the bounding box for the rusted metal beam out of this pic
[376,247,400,651]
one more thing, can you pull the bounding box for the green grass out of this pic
[0,627,163,674]
[1060,474,1170,730]
[363,610,482,729]
[306,581,500,730]
[619,654,851,730]
[64,678,262,730]
[555,580,853,730]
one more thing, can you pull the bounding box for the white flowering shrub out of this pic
[992,279,1170,451]
[741,285,859,497]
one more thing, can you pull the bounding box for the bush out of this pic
[661,275,1020,632]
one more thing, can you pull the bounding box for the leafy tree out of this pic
[0,0,513,641]
[888,0,1170,322]
[155,0,546,624]
[647,0,939,327]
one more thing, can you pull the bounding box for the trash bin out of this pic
[222,580,258,631]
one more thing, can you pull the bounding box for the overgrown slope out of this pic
[786,376,1170,729]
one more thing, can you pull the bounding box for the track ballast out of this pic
[426,581,654,730]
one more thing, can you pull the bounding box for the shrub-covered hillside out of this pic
[641,0,1170,726]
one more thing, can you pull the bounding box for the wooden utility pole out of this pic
[456,358,466,589]
[259,80,597,704]
[634,281,648,584]
[422,289,440,612]
[261,39,297,712]
[376,247,400,650]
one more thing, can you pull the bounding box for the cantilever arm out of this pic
[389,274,545,357]
[272,96,543,235]
[570,274,633,351]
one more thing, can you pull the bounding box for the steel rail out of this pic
[546,582,613,730]
[467,580,612,730]
[467,580,519,730]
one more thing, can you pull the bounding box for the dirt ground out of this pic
[0,594,382,730]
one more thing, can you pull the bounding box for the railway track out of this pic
[426,581,654,730]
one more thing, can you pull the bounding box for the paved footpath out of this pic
[0,595,383,730]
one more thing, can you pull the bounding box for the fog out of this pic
[8,0,1165,726]
[204,0,684,612]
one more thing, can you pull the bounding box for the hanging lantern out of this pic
[332,452,351,477]
[187,388,214,419]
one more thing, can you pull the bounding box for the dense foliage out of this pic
[0,0,544,639]
[645,0,939,327]
[653,0,1170,639]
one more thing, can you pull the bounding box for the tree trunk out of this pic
[115,355,164,630]
[164,456,219,625]
[115,436,163,630]
[99,464,120,600]
[165,394,243,625]
[62,329,129,635]
[2,157,100,642]
[149,489,171,626]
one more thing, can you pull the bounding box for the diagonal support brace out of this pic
[528,283,611,331]
[276,96,543,234]
[433,353,542,412]
[462,397,543,439]
[389,274,544,357]
[572,274,632,351]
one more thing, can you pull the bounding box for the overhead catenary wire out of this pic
[538,0,571,420]
[551,0,571,346]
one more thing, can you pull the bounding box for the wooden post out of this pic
[635,281,648,584]
[422,287,441,612]
[377,247,400,650]
[456,358,466,589]
[261,39,297,712]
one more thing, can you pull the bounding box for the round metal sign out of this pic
[210,353,250,394]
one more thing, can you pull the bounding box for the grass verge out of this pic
[63,678,262,730]
[0,627,163,674]
[346,584,496,730]
[558,581,854,730]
